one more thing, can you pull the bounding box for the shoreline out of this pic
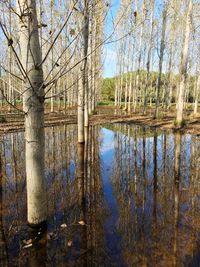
[0,111,200,135]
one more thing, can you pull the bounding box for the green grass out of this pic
[90,110,98,115]
[97,100,115,106]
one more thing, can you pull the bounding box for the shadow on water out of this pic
[0,123,200,266]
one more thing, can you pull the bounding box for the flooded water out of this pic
[0,123,200,266]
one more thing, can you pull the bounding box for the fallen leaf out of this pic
[67,240,73,247]
[23,239,32,245]
[23,243,32,249]
[78,220,85,226]
[60,223,67,228]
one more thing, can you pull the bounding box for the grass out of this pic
[97,100,115,106]
[90,110,98,115]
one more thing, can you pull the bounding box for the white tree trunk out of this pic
[18,0,47,226]
[143,0,154,115]
[176,0,193,125]
[83,0,89,127]
[78,77,85,143]
[155,0,167,118]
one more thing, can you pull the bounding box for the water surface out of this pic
[0,123,200,266]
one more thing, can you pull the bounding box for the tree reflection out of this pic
[1,124,200,266]
[173,132,181,267]
[0,150,8,267]
[110,124,200,266]
[153,128,157,224]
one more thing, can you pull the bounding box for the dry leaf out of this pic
[60,223,67,228]
[23,243,32,249]
[67,240,72,247]
[23,239,32,245]
[78,220,85,226]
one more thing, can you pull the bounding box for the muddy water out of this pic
[0,124,200,266]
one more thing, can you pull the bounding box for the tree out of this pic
[154,0,168,118]
[176,0,193,126]
[17,0,47,225]
[143,0,155,115]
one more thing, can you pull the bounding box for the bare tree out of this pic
[154,0,168,118]
[17,0,47,226]
[176,0,193,126]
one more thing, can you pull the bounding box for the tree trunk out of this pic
[194,74,200,115]
[78,77,85,143]
[18,0,47,226]
[134,0,145,113]
[154,0,167,118]
[143,0,154,115]
[50,0,54,113]
[176,0,193,125]
[83,0,89,127]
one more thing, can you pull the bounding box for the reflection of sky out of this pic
[99,125,197,265]
[100,128,114,155]
[1,123,200,266]
[100,127,126,264]
[100,125,195,205]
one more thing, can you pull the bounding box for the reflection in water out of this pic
[0,124,200,266]
[0,150,8,267]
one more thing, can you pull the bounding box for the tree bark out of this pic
[154,0,168,118]
[194,74,200,115]
[83,0,89,127]
[18,0,47,226]
[143,0,154,115]
[134,0,145,113]
[176,0,193,125]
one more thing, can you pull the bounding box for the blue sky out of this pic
[102,0,165,78]
[103,0,120,78]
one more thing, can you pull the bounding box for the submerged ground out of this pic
[0,106,200,135]
[0,120,200,266]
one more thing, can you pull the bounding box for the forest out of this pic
[0,0,199,266]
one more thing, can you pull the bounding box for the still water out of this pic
[0,124,200,266]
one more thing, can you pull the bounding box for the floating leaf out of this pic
[23,239,32,245]
[23,243,32,249]
[67,240,72,247]
[78,220,85,226]
[60,223,67,228]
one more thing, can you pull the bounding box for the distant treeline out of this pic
[102,70,197,104]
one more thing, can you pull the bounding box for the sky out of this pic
[102,0,166,78]
[103,0,120,78]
